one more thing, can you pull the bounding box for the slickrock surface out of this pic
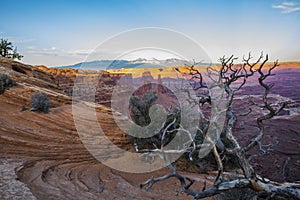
[0,156,36,200]
[0,58,213,199]
[0,57,299,199]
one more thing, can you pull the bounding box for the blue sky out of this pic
[1,0,300,66]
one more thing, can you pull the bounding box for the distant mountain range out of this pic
[55,58,213,70]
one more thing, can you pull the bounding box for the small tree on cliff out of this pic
[0,38,23,60]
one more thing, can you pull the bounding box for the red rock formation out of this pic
[156,74,166,94]
[1,58,299,199]
[0,57,215,200]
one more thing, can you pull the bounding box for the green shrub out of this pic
[0,73,15,94]
[129,91,181,150]
[21,105,28,111]
[129,91,158,126]
[0,38,23,60]
[30,93,51,113]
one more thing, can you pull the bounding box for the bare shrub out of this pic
[30,93,51,113]
[0,73,15,94]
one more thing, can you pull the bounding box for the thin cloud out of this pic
[0,35,36,43]
[282,1,297,6]
[272,1,300,13]
[27,50,59,57]
[27,48,92,57]
[10,37,36,44]
[69,49,92,56]
[27,46,37,50]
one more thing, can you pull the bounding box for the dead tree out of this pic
[139,53,300,199]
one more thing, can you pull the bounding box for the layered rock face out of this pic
[0,58,209,200]
[0,58,300,199]
[0,57,132,153]
[20,62,300,183]
[37,66,132,107]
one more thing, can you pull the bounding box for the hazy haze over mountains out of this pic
[55,58,213,70]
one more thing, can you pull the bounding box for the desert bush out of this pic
[129,91,158,149]
[0,73,15,94]
[30,92,51,113]
[129,91,182,150]
[21,105,28,111]
[129,91,158,126]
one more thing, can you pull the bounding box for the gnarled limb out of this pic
[139,53,300,199]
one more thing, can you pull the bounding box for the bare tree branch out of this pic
[139,53,300,199]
